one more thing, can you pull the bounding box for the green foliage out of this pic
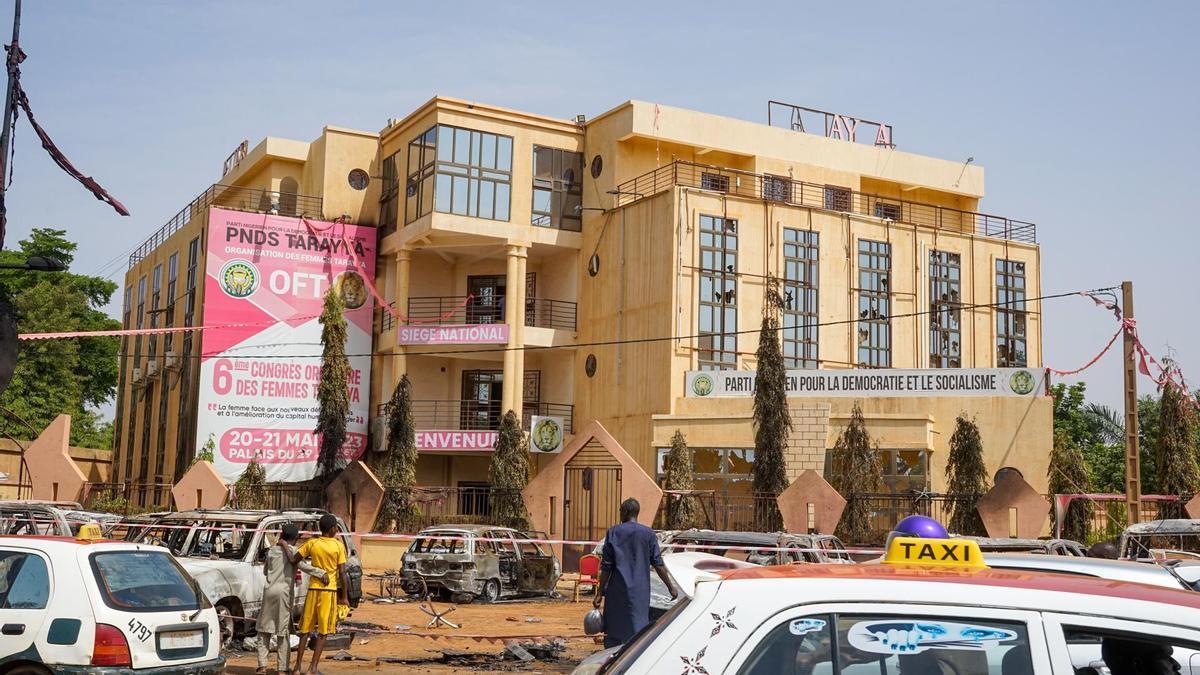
[194,434,216,465]
[488,410,530,530]
[830,403,882,544]
[663,430,700,530]
[315,288,350,483]
[234,456,269,509]
[945,414,989,536]
[0,229,119,447]
[751,276,790,532]
[1050,382,1160,494]
[1049,431,1092,543]
[1157,380,1200,497]
[376,375,421,533]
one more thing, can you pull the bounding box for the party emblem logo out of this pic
[1009,369,1035,395]
[220,259,259,298]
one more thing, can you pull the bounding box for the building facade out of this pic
[112,97,1050,521]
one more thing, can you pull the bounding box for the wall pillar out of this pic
[392,248,412,385]
[502,244,528,418]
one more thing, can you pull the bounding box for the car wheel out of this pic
[480,578,501,604]
[5,665,52,675]
[215,602,238,644]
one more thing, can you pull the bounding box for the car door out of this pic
[0,547,52,663]
[724,603,1052,675]
[515,531,557,595]
[1042,612,1200,674]
[489,530,520,591]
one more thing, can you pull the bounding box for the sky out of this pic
[3,1,1197,415]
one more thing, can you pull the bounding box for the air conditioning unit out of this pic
[146,361,160,378]
[370,416,388,453]
[164,351,180,371]
[131,367,144,387]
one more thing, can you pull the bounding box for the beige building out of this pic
[112,96,1050,526]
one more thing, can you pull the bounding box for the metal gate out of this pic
[563,463,622,573]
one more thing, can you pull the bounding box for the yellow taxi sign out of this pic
[75,522,104,541]
[883,536,986,568]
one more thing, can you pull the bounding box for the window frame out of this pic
[995,259,1028,367]
[823,185,852,212]
[763,174,792,203]
[856,239,892,368]
[406,124,514,224]
[929,250,962,368]
[697,214,738,370]
[379,151,400,234]
[782,228,819,369]
[531,145,583,231]
[1042,612,1200,674]
[0,549,51,609]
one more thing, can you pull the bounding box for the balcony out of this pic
[614,160,1036,244]
[129,184,324,268]
[377,399,574,434]
[381,296,577,332]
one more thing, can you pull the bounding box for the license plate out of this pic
[160,629,204,649]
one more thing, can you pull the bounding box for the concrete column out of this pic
[392,249,412,386]
[513,249,529,420]
[501,244,528,418]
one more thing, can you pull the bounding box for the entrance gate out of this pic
[562,441,623,572]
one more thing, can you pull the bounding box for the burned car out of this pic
[1120,519,1200,561]
[130,508,363,639]
[401,525,561,603]
[965,535,1087,556]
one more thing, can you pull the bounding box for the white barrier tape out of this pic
[5,515,884,556]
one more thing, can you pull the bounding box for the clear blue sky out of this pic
[5,1,1197,413]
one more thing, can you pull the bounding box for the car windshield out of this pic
[411,535,467,554]
[179,519,259,559]
[90,550,201,611]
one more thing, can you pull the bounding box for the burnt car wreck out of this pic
[401,525,562,603]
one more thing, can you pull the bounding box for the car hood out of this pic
[178,557,247,575]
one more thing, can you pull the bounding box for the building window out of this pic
[139,382,154,486]
[113,285,132,460]
[531,146,583,231]
[406,124,513,224]
[824,185,851,212]
[996,259,1028,367]
[929,250,962,368]
[700,172,730,193]
[825,448,928,493]
[148,265,162,362]
[856,240,891,367]
[698,214,738,369]
[782,228,819,369]
[134,276,146,367]
[174,237,200,480]
[656,447,755,528]
[874,201,902,221]
[379,151,400,235]
[763,175,791,202]
[164,253,178,355]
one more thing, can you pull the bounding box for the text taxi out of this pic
[0,528,224,674]
[579,536,1200,674]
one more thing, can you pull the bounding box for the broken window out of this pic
[857,240,891,367]
[996,259,1028,367]
[698,215,738,370]
[782,228,819,368]
[930,250,962,368]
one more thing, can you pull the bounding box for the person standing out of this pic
[593,498,677,649]
[255,523,326,675]
[290,514,349,675]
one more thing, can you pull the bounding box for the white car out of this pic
[578,536,1200,674]
[0,534,223,673]
[130,509,363,640]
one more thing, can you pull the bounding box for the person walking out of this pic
[290,514,349,675]
[255,523,327,675]
[593,498,677,649]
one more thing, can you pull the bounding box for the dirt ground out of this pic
[224,573,599,674]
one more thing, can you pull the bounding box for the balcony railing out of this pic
[129,184,324,268]
[378,399,574,434]
[614,160,1036,244]
[381,296,577,332]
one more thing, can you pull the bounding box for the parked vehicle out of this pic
[400,525,561,602]
[0,534,224,673]
[129,508,363,640]
[984,552,1194,590]
[964,535,1087,556]
[1120,519,1200,560]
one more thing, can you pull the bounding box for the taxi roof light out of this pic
[883,536,987,569]
[76,522,104,541]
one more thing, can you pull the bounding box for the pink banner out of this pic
[416,431,498,452]
[398,324,510,345]
[196,208,377,482]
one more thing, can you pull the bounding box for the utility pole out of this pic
[1122,280,1141,525]
[0,0,21,248]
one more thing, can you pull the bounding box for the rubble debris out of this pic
[393,624,412,632]
[323,633,353,650]
[525,616,544,623]
[330,650,370,662]
[505,642,536,662]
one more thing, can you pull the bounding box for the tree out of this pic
[314,287,350,484]
[0,229,119,447]
[829,403,881,544]
[376,375,421,532]
[1157,379,1200,498]
[752,275,791,532]
[944,414,990,536]
[1049,431,1091,543]
[489,410,530,530]
[234,456,268,509]
[663,430,700,530]
[1050,382,1159,494]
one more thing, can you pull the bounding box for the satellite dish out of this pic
[0,297,17,397]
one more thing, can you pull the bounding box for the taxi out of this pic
[0,528,224,674]
[580,535,1200,674]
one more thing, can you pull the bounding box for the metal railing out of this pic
[382,296,577,332]
[614,160,1037,244]
[129,184,324,268]
[401,486,521,531]
[377,399,574,434]
[83,481,175,512]
[229,481,325,511]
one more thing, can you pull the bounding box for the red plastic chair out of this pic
[574,553,601,602]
